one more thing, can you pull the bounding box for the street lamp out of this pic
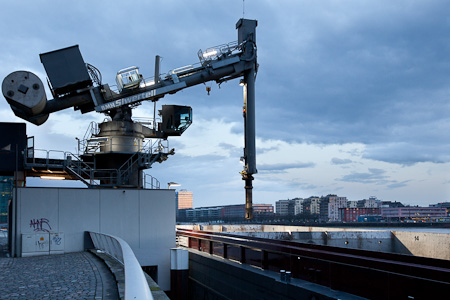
[167,182,181,189]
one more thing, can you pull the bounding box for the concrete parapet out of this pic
[177,224,450,260]
[392,231,450,260]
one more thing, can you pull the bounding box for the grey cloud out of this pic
[258,162,316,172]
[218,143,237,150]
[363,143,450,165]
[338,168,388,184]
[387,180,411,189]
[284,179,320,191]
[257,145,281,155]
[218,142,241,156]
[338,168,411,189]
[258,170,288,175]
[255,1,450,165]
[331,157,353,165]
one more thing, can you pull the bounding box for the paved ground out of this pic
[0,234,8,258]
[0,236,119,300]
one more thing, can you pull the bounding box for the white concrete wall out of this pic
[178,224,450,260]
[15,187,175,291]
[392,230,450,260]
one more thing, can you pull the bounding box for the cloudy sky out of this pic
[1,0,450,208]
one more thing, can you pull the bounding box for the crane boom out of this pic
[95,56,245,112]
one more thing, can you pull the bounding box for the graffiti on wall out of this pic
[29,218,52,233]
[52,235,62,245]
[36,236,48,249]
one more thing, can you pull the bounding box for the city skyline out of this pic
[1,1,450,208]
[180,190,446,211]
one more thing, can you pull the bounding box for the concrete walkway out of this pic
[0,237,119,300]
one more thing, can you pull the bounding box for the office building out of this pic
[275,199,303,216]
[275,200,290,216]
[223,204,274,219]
[339,207,381,222]
[319,196,330,221]
[181,203,274,221]
[381,207,447,220]
[381,201,405,208]
[177,190,193,210]
[309,197,320,215]
[429,202,450,216]
[357,197,380,208]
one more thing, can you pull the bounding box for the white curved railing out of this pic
[88,231,153,300]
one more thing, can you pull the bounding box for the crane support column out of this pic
[237,19,258,219]
[243,66,256,220]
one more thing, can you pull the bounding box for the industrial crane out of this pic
[2,19,258,219]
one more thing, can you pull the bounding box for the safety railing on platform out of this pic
[144,174,160,189]
[24,146,163,188]
[88,231,153,300]
[25,149,67,167]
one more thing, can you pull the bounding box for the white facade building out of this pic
[348,201,358,208]
[363,197,380,208]
[310,197,320,215]
[293,198,304,215]
[328,196,348,221]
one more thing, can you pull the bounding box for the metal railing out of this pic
[26,149,67,167]
[80,133,169,157]
[78,121,100,155]
[144,174,160,189]
[88,231,153,300]
[24,146,163,188]
[177,228,450,300]
[198,40,240,65]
